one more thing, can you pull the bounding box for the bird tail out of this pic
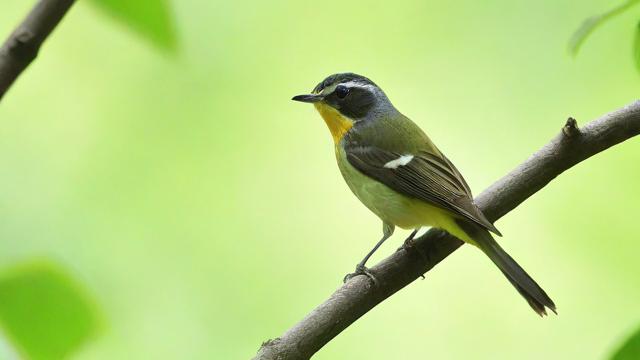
[456,220,557,316]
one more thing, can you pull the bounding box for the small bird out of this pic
[292,73,556,316]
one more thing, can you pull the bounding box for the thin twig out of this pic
[0,0,75,100]
[254,100,640,360]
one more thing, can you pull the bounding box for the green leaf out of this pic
[612,325,640,360]
[0,261,100,360]
[91,0,177,51]
[634,21,640,72]
[568,0,640,56]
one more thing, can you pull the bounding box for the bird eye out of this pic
[335,85,349,99]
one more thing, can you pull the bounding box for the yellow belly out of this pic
[335,146,457,230]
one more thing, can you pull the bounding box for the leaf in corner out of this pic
[611,325,640,360]
[568,0,640,56]
[0,261,101,360]
[91,0,177,52]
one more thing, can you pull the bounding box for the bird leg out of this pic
[398,228,419,250]
[343,226,393,285]
[397,228,429,275]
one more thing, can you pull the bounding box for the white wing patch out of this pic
[383,154,414,169]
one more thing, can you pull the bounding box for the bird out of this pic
[292,72,556,316]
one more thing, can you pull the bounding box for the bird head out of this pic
[292,73,394,143]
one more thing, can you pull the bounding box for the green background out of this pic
[1,0,639,358]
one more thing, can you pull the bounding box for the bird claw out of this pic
[397,235,430,266]
[397,236,417,252]
[343,264,379,286]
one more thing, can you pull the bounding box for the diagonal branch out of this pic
[0,0,75,100]
[254,100,640,360]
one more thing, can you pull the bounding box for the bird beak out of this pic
[291,94,323,103]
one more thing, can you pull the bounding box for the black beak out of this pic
[292,94,323,103]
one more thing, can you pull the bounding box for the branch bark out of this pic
[254,100,640,360]
[0,0,75,100]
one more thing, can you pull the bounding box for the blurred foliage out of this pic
[569,0,640,70]
[611,325,640,359]
[634,22,640,72]
[0,261,99,360]
[90,0,176,51]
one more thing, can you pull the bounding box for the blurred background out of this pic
[0,0,639,359]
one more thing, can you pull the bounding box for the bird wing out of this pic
[345,145,501,235]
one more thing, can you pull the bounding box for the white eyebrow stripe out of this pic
[384,155,414,169]
[341,80,376,91]
[320,80,376,95]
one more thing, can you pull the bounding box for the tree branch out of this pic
[254,100,640,360]
[0,0,75,100]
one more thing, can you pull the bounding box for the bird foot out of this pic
[397,235,430,268]
[397,236,417,252]
[396,229,419,253]
[343,264,378,286]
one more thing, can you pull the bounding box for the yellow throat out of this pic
[314,103,354,144]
